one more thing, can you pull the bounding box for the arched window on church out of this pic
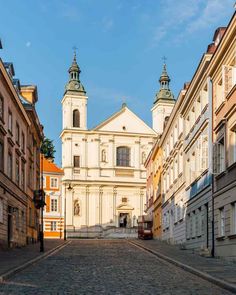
[101,149,106,162]
[116,146,130,167]
[73,109,80,127]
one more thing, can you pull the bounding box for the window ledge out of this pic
[228,234,236,240]
[215,101,225,115]
[227,161,236,172]
[215,170,226,180]
[216,236,225,241]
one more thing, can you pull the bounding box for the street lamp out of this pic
[64,182,73,241]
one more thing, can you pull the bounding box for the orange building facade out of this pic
[42,157,64,239]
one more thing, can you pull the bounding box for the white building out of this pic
[61,54,157,237]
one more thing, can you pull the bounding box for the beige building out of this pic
[0,60,30,248]
[0,55,43,248]
[210,14,236,258]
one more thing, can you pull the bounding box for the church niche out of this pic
[74,199,81,216]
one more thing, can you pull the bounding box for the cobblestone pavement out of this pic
[0,240,234,295]
[0,239,65,276]
[132,239,236,287]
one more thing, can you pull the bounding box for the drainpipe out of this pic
[207,77,214,258]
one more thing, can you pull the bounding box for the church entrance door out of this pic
[119,213,129,228]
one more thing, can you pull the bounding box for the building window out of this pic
[15,208,19,230]
[51,199,58,212]
[73,109,80,127]
[51,221,57,231]
[101,149,106,162]
[0,140,4,172]
[74,156,80,168]
[229,126,236,166]
[141,152,146,165]
[0,95,3,121]
[21,132,25,153]
[8,152,13,179]
[200,135,208,171]
[29,207,33,227]
[216,137,225,173]
[8,110,12,134]
[186,214,191,239]
[0,198,3,223]
[231,203,236,235]
[43,176,46,188]
[219,207,225,237]
[15,158,20,186]
[50,177,58,188]
[16,122,20,144]
[21,210,25,232]
[116,146,130,167]
[21,161,25,190]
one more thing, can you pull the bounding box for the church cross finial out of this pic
[162,56,167,64]
[72,46,78,60]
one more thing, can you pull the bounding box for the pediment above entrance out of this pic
[117,204,134,211]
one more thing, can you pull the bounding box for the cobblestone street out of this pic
[0,240,234,294]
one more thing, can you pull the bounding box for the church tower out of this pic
[151,63,175,134]
[62,53,88,130]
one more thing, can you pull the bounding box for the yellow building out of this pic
[152,142,162,239]
[42,156,64,239]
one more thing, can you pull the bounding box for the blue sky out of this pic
[0,0,235,165]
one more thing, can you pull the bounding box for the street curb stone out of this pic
[129,240,236,294]
[0,240,71,283]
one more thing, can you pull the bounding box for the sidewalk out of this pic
[131,239,236,288]
[0,239,65,276]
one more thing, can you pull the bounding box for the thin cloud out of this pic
[150,0,234,47]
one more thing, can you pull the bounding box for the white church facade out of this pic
[61,54,173,237]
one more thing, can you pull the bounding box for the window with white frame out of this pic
[218,137,225,173]
[231,203,236,235]
[219,207,225,237]
[196,96,201,118]
[0,198,3,223]
[200,135,208,171]
[222,65,236,99]
[8,110,12,133]
[50,177,58,188]
[50,221,57,231]
[43,176,46,188]
[51,199,58,212]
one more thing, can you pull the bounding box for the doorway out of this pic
[119,213,129,228]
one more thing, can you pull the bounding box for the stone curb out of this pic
[129,240,236,294]
[0,240,71,283]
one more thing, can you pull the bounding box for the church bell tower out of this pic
[151,63,175,134]
[62,52,88,130]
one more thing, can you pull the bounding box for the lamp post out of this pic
[64,183,73,240]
